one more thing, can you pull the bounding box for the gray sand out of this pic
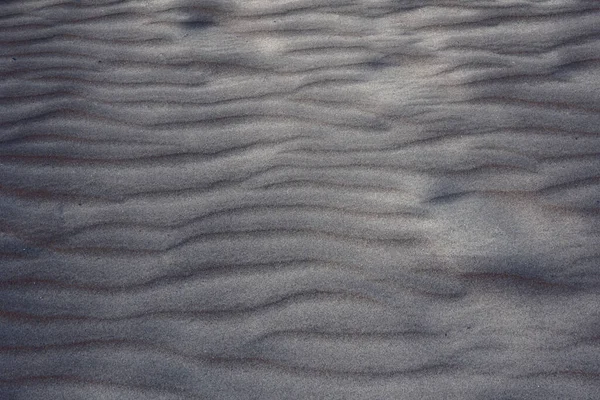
[0,0,599,399]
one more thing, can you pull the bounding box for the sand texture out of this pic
[0,0,599,399]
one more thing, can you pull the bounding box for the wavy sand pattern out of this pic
[1,0,599,399]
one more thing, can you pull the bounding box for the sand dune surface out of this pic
[0,0,599,399]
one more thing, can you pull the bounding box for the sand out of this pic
[0,0,599,399]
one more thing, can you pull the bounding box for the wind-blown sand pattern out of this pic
[1,0,599,399]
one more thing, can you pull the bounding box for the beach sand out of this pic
[0,0,599,398]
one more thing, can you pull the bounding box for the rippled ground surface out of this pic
[1,0,599,399]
